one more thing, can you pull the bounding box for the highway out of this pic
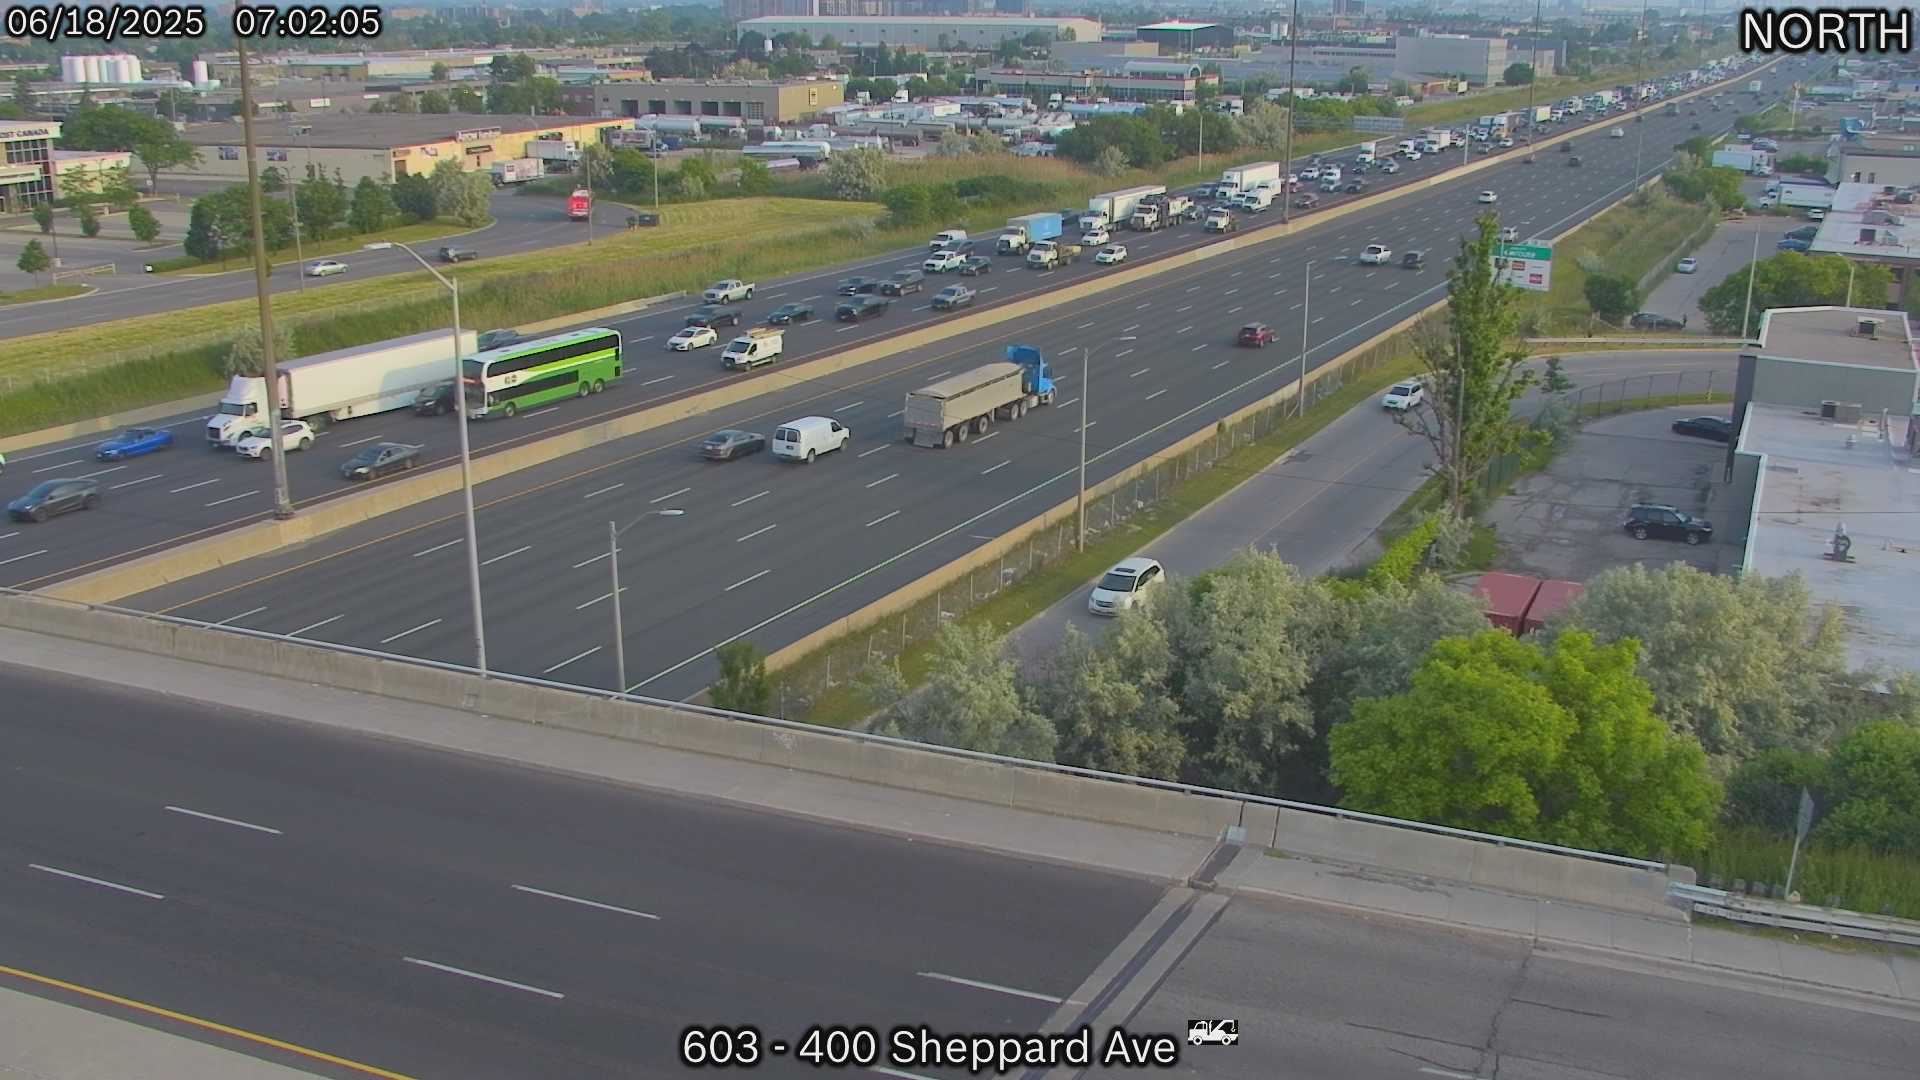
[112,65,1815,700]
[0,55,1808,591]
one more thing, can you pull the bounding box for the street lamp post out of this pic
[608,508,685,693]
[364,239,487,676]
[1298,261,1312,417]
[1280,0,1300,226]
[1076,343,1093,551]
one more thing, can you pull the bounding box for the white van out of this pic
[929,229,968,251]
[722,327,784,370]
[772,416,851,463]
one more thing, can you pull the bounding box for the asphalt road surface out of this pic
[0,55,1815,593]
[113,68,1815,700]
[0,662,1164,1079]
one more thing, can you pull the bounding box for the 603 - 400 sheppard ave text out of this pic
[680,1023,1185,1070]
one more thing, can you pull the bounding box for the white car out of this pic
[923,250,966,272]
[1380,160,1401,173]
[1094,244,1128,265]
[1498,137,1515,148]
[1301,165,1321,180]
[305,260,348,277]
[1478,191,1498,204]
[1382,380,1426,411]
[668,326,718,351]
[1088,557,1163,616]
[1405,149,1422,161]
[1500,226,1519,242]
[234,420,315,459]
[1081,227,1111,246]
[1807,208,1826,221]
[1359,244,1392,265]
[1676,257,1699,274]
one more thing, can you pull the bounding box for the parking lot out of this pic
[1483,405,1736,581]
[1640,211,1799,330]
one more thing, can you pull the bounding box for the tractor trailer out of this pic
[999,212,1063,255]
[205,329,478,444]
[903,345,1055,448]
[1219,161,1281,196]
[1084,185,1165,231]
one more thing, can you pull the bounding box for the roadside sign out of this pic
[1493,242,1553,292]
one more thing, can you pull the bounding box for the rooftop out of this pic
[1755,305,1920,373]
[1740,403,1920,675]
[1810,182,1920,264]
[739,13,1097,22]
[179,113,629,150]
[1845,134,1920,157]
[1138,21,1224,31]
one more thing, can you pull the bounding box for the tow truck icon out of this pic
[1187,1019,1239,1046]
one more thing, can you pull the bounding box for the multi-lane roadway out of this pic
[110,63,1818,700]
[0,56,1801,592]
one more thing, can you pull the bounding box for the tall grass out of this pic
[1522,189,1713,336]
[1693,827,1920,919]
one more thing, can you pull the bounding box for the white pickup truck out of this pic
[702,279,756,303]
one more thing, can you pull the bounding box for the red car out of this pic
[1237,323,1275,347]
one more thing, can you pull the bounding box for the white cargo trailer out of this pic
[205,329,477,444]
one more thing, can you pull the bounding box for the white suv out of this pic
[235,420,315,459]
[1382,380,1426,411]
[1359,244,1392,265]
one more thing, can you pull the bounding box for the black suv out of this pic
[880,269,925,296]
[836,295,891,322]
[1629,311,1686,331]
[836,276,882,295]
[413,379,458,416]
[687,305,743,328]
[1623,504,1713,545]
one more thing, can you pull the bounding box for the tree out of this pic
[1724,748,1830,831]
[1503,63,1535,86]
[183,199,225,260]
[1818,722,1920,855]
[57,166,96,202]
[428,159,489,226]
[609,149,657,197]
[711,641,772,714]
[824,146,886,201]
[1403,215,1541,516]
[295,173,347,236]
[349,177,398,234]
[872,624,1055,761]
[735,157,773,196]
[16,239,50,282]
[223,322,295,379]
[1700,253,1894,335]
[1029,619,1186,781]
[1583,272,1638,324]
[59,104,157,150]
[450,86,484,113]
[31,202,52,234]
[131,124,200,192]
[418,90,452,114]
[579,143,613,192]
[1547,564,1849,760]
[12,73,31,115]
[1332,631,1719,858]
[75,202,99,237]
[737,30,768,58]
[259,166,287,194]
[1237,101,1291,150]
[391,172,436,221]
[1091,144,1129,177]
[430,61,450,82]
[1337,67,1372,94]
[1310,577,1491,733]
[382,92,420,114]
[490,53,538,83]
[127,204,160,243]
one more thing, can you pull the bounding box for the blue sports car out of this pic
[95,427,174,460]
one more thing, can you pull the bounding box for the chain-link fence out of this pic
[766,313,1440,725]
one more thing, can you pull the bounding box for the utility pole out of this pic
[1280,0,1299,225]
[1740,227,1760,341]
[1523,0,1542,151]
[236,38,294,521]
[1632,0,1649,185]
[1297,261,1311,417]
[1076,344,1091,551]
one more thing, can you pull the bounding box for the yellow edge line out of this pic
[0,962,419,1080]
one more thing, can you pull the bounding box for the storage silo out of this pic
[122,55,144,83]
[103,56,124,82]
[60,56,82,84]
[191,60,209,87]
[81,55,101,83]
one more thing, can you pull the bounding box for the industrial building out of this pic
[1829,134,1920,188]
[51,149,133,197]
[970,61,1214,103]
[591,78,844,124]
[1134,21,1237,52]
[727,0,1019,14]
[1808,181,1920,301]
[736,15,1103,49]
[0,119,59,212]
[1212,35,1552,89]
[158,115,632,187]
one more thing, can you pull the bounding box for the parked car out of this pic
[414,380,458,416]
[437,247,478,263]
[1629,311,1687,331]
[931,284,975,311]
[476,329,523,351]
[1237,323,1275,347]
[700,429,767,461]
[1776,236,1813,253]
[1623,503,1714,545]
[1094,244,1128,265]
[6,477,100,522]
[305,259,348,277]
[1676,257,1699,274]
[686,305,743,329]
[235,420,316,460]
[668,325,719,351]
[958,256,993,276]
[1088,557,1164,616]
[1670,415,1733,442]
[95,426,173,460]
[836,296,891,322]
[339,442,420,481]
[879,269,924,296]
[1382,380,1426,411]
[837,276,883,295]
[766,302,815,325]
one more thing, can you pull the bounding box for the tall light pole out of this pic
[1076,343,1097,552]
[608,508,685,693]
[1523,0,1543,152]
[290,123,316,291]
[1280,0,1300,225]
[1632,0,1649,186]
[1298,261,1312,417]
[1740,227,1760,342]
[364,239,487,676]
[236,38,294,521]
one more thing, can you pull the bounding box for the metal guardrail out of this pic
[0,584,1670,874]
[1669,883,1920,948]
[52,263,115,281]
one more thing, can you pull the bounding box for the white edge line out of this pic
[916,971,1066,1004]
[512,884,660,920]
[541,646,601,674]
[164,805,283,835]
[287,614,345,638]
[402,957,564,999]
[29,864,164,900]
[866,510,900,528]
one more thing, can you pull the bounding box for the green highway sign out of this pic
[1492,242,1554,293]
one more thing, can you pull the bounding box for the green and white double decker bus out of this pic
[463,327,622,419]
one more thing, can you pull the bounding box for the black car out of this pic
[958,256,993,276]
[437,246,478,263]
[880,269,925,296]
[836,276,882,295]
[1623,503,1714,545]
[767,302,815,325]
[1568,156,1582,167]
[686,305,743,328]
[1671,415,1733,442]
[1630,311,1687,331]
[1785,225,1819,242]
[413,379,458,416]
[7,477,100,522]
[836,296,891,322]
[477,329,522,351]
[1401,250,1426,270]
[340,442,420,481]
[1343,180,1366,193]
[700,429,767,461]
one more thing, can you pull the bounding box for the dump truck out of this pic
[205,328,477,444]
[903,345,1055,448]
[999,211,1062,255]
[1025,240,1081,269]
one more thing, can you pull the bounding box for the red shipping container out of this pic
[1474,572,1542,635]
[1522,579,1585,635]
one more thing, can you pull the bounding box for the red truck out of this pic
[567,189,592,221]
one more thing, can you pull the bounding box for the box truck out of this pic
[1713,148,1773,175]
[1354,140,1379,164]
[999,212,1063,255]
[205,329,478,444]
[1219,161,1281,196]
[490,158,544,185]
[903,345,1054,448]
[526,138,582,165]
[1085,185,1166,231]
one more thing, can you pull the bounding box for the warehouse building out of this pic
[156,115,631,187]
[0,119,59,212]
[970,61,1214,103]
[1134,21,1237,52]
[591,78,843,124]
[737,15,1102,49]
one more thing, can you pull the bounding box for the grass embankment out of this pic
[1690,827,1920,920]
[781,350,1426,729]
[146,218,482,275]
[0,284,88,306]
[1524,189,1715,337]
[0,197,880,436]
